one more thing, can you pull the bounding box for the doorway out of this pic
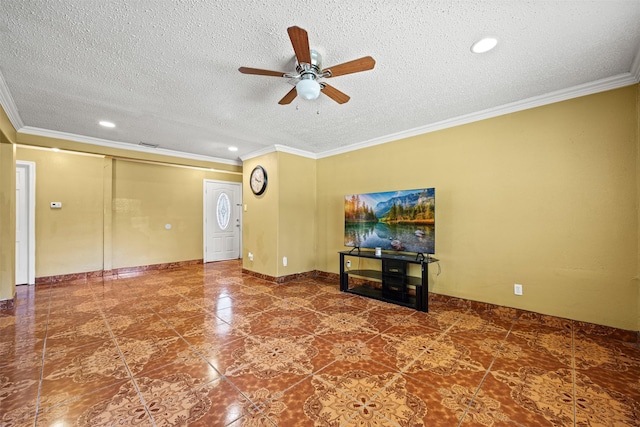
[16,161,35,285]
[203,180,242,262]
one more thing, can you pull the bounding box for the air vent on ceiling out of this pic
[138,142,159,149]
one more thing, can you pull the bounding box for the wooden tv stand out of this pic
[339,250,438,312]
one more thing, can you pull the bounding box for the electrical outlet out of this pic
[283,257,288,267]
[346,260,351,268]
[514,284,523,295]
[248,252,254,261]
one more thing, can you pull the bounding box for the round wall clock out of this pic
[250,165,267,195]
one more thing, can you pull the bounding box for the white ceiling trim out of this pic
[239,144,278,162]
[316,71,640,160]
[240,144,316,162]
[0,71,24,131]
[19,126,242,166]
[631,49,640,82]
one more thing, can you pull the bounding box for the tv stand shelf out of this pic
[339,250,437,312]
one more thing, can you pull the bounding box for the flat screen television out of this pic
[344,188,435,255]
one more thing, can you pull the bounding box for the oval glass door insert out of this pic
[217,192,231,230]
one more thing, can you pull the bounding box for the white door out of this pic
[16,161,35,285]
[204,180,241,262]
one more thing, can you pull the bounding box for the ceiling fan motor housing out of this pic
[296,49,322,80]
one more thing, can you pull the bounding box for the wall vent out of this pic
[138,141,159,149]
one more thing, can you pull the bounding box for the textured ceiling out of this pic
[1,1,639,164]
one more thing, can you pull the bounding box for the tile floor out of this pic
[1,260,639,426]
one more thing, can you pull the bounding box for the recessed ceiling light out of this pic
[99,120,115,128]
[471,37,498,54]
[228,146,238,152]
[52,148,60,152]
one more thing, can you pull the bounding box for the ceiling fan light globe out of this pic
[296,79,321,100]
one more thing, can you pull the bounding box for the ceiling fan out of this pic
[239,26,375,105]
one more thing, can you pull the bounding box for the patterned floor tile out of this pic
[212,302,276,325]
[251,308,318,336]
[215,295,282,317]
[169,312,246,345]
[224,359,312,410]
[490,323,575,377]
[190,334,264,375]
[313,332,401,374]
[489,366,578,425]
[443,333,506,369]
[151,297,209,321]
[574,340,640,409]
[44,313,112,349]
[0,363,41,423]
[573,370,640,426]
[0,324,46,361]
[39,379,153,426]
[102,310,165,337]
[302,292,369,312]
[310,308,381,337]
[264,374,344,426]
[400,374,464,425]
[116,334,199,377]
[114,315,179,341]
[364,305,422,331]
[399,339,489,394]
[267,294,320,314]
[147,376,256,426]
[40,338,130,406]
[306,368,428,426]
[407,307,468,332]
[247,389,304,426]
[1,260,639,426]
[456,374,554,426]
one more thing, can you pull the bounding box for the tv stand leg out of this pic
[419,262,428,311]
[339,253,348,291]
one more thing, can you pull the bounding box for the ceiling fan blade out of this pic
[238,67,287,77]
[287,26,311,64]
[321,84,350,104]
[278,87,298,105]
[322,56,376,77]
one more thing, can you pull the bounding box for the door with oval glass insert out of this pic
[204,180,241,262]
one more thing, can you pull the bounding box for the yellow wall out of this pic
[14,144,241,276]
[16,148,104,276]
[242,152,317,278]
[112,159,232,268]
[317,85,639,331]
[0,106,16,302]
[277,152,316,276]
[242,153,279,277]
[103,157,114,271]
[0,142,16,301]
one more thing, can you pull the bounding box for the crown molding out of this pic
[273,144,316,159]
[316,72,640,159]
[0,71,24,131]
[239,145,277,162]
[631,47,640,82]
[240,144,317,162]
[19,126,241,166]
